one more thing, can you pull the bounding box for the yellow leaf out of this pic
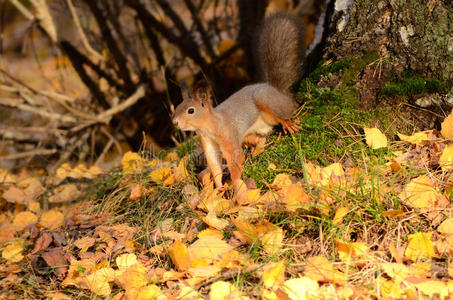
[380,263,408,283]
[116,253,138,270]
[121,151,143,174]
[85,267,115,297]
[439,144,453,171]
[202,212,229,231]
[232,217,259,244]
[187,265,221,278]
[209,281,236,300]
[150,166,172,183]
[28,201,41,214]
[415,280,449,298]
[40,210,64,230]
[257,221,284,255]
[281,184,309,212]
[438,218,453,234]
[262,261,285,288]
[335,239,368,263]
[408,262,431,276]
[188,235,233,264]
[74,237,96,253]
[2,240,24,263]
[398,131,435,146]
[399,175,444,209]
[272,173,293,189]
[115,263,148,296]
[178,285,201,299]
[164,151,179,162]
[364,127,388,149]
[13,211,38,231]
[198,228,224,239]
[405,232,434,261]
[281,277,319,300]
[320,163,345,186]
[304,256,347,284]
[441,110,453,138]
[136,284,162,300]
[168,240,192,271]
[174,156,190,183]
[332,207,349,225]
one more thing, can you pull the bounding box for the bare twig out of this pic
[0,149,57,160]
[0,97,76,123]
[8,0,34,20]
[66,0,104,61]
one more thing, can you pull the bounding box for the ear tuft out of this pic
[195,89,213,108]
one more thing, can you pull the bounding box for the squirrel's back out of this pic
[255,13,306,92]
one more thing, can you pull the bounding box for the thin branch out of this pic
[0,149,57,160]
[8,0,34,20]
[66,0,104,61]
[83,0,133,90]
[0,97,76,123]
[183,0,216,59]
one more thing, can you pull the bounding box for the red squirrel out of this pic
[173,14,306,189]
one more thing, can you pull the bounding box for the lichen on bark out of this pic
[325,0,453,81]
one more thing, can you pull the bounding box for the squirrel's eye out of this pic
[187,108,195,114]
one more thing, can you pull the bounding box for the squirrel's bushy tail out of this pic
[255,13,306,92]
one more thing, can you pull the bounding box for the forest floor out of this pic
[1,55,453,299]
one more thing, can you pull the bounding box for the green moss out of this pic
[243,52,396,187]
[379,72,447,97]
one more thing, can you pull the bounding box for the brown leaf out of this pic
[2,186,26,204]
[30,232,53,255]
[42,248,68,277]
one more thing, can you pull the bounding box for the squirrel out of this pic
[173,13,306,189]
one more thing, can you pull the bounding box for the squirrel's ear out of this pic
[195,90,213,108]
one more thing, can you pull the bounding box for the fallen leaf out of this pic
[42,248,69,276]
[2,186,26,204]
[439,144,453,171]
[49,184,81,203]
[168,240,192,271]
[149,166,172,183]
[405,232,434,261]
[257,221,284,255]
[187,265,221,278]
[74,237,96,253]
[30,232,53,254]
[85,267,115,296]
[0,223,15,242]
[136,284,162,300]
[281,277,319,300]
[364,127,388,149]
[121,151,143,174]
[40,210,65,230]
[399,175,444,209]
[263,260,285,288]
[438,218,453,234]
[209,281,236,300]
[2,240,24,263]
[202,212,229,230]
[281,183,309,212]
[441,110,453,139]
[332,207,349,225]
[116,253,138,270]
[398,131,434,146]
[304,256,347,284]
[415,280,449,299]
[13,211,38,231]
[189,235,233,264]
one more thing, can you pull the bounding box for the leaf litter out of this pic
[3,112,453,298]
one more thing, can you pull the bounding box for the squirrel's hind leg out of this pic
[255,102,301,134]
